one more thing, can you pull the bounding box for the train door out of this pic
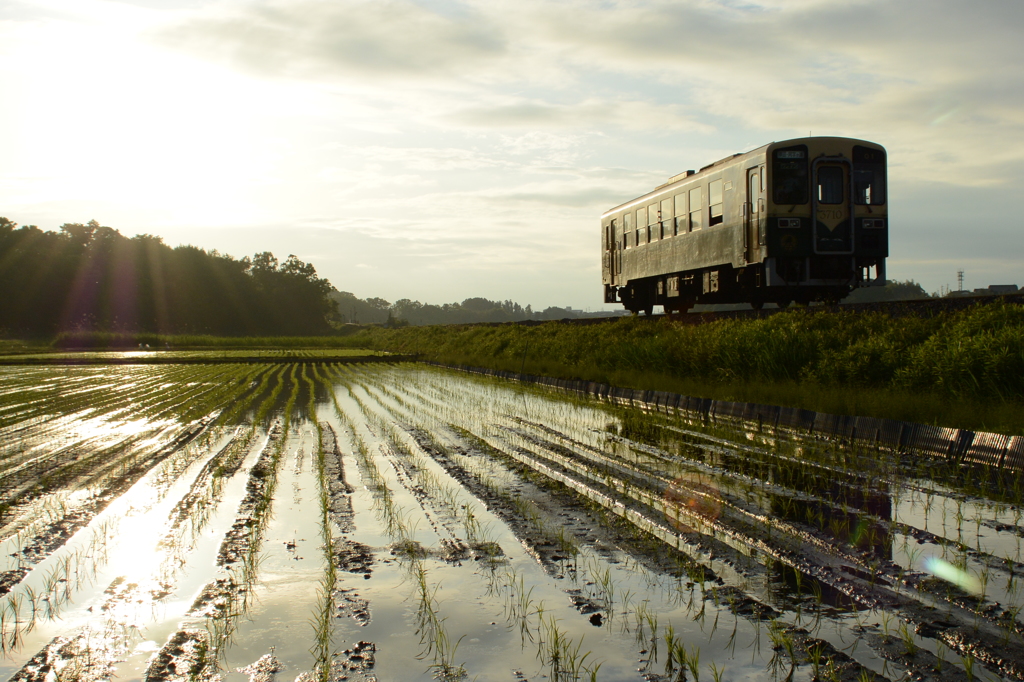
[745,167,764,263]
[612,237,619,284]
[604,220,616,284]
[812,158,853,254]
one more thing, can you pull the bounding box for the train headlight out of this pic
[863,218,884,228]
[779,218,800,228]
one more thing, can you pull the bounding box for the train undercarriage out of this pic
[609,256,885,315]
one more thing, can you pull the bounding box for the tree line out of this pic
[0,218,338,337]
[332,292,599,326]
[0,217,603,338]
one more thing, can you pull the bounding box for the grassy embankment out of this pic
[347,300,1024,435]
[5,301,1022,433]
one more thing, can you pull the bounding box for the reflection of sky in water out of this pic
[0,427,245,677]
[3,364,1023,681]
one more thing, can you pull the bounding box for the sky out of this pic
[1,0,1022,309]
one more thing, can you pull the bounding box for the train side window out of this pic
[689,187,702,231]
[773,145,808,204]
[709,179,723,226]
[817,166,843,204]
[674,193,687,234]
[749,173,759,213]
[609,219,617,249]
[623,212,633,248]
[648,203,658,241]
[636,207,646,244]
[661,198,673,237]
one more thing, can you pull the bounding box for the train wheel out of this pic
[777,299,792,309]
[750,301,764,311]
[643,305,654,316]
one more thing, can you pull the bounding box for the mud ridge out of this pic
[144,629,219,682]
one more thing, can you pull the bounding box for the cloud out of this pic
[158,0,1024,183]
[447,98,714,133]
[158,0,505,81]
[331,146,509,172]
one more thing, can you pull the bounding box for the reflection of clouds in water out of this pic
[663,473,722,533]
[923,556,982,595]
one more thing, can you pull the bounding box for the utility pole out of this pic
[957,270,964,293]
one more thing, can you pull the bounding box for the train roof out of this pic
[601,136,883,218]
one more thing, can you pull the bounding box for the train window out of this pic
[674,194,686,217]
[749,173,759,213]
[609,219,617,249]
[648,203,659,241]
[817,166,843,204]
[853,145,886,205]
[689,187,702,231]
[674,194,687,234]
[773,145,808,204]
[623,213,632,248]
[709,179,723,226]
[853,170,886,205]
[636,206,647,229]
[661,198,673,237]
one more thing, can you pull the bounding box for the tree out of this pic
[0,220,341,336]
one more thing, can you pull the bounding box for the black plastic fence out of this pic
[425,361,1024,472]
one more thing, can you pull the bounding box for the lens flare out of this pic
[923,556,982,594]
[663,473,722,533]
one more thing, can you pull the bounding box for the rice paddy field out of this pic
[2,359,1024,682]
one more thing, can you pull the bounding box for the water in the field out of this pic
[1,362,1022,681]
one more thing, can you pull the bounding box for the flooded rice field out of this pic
[2,361,1024,682]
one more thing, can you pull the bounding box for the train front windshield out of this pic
[853,145,886,205]
[772,145,809,204]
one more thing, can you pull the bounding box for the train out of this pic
[601,137,888,314]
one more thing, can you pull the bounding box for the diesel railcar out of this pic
[601,137,888,314]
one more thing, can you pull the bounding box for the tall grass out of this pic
[347,301,1024,433]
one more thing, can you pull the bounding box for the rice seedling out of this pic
[962,651,976,680]
[307,368,338,682]
[537,612,601,682]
